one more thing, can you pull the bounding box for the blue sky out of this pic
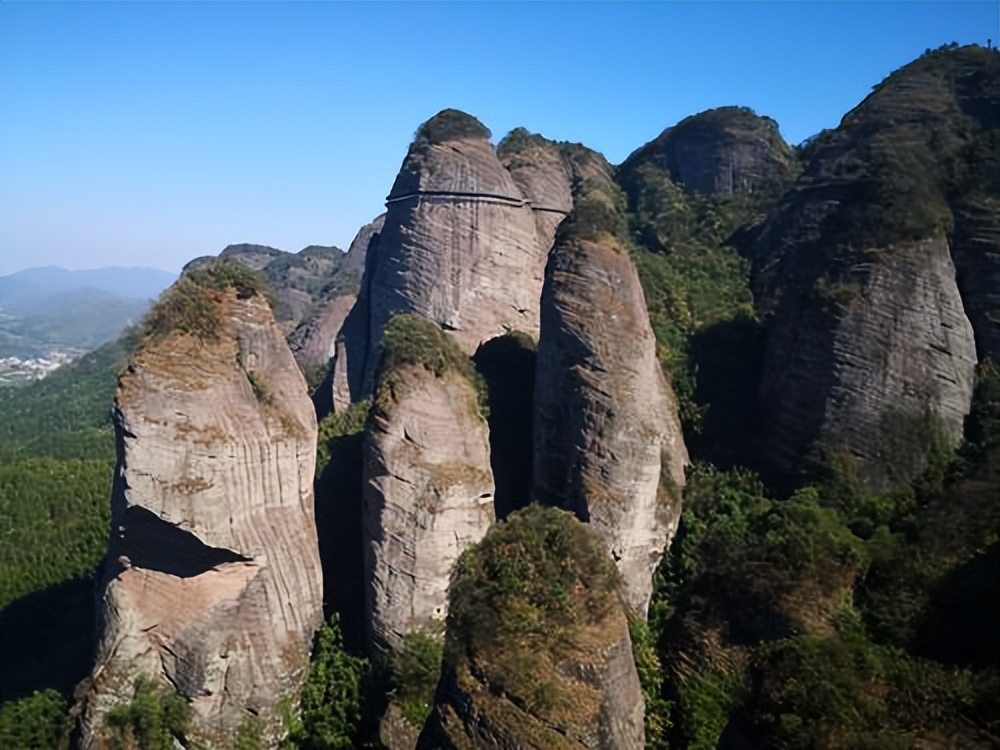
[1,1,997,276]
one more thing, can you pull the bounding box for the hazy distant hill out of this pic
[0,266,176,358]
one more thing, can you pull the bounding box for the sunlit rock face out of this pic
[80,286,322,750]
[533,233,688,616]
[331,110,573,409]
[362,325,495,654]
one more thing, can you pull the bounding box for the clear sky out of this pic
[1,1,997,276]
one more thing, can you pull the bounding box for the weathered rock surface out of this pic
[287,292,357,372]
[329,215,387,413]
[288,214,385,378]
[497,128,574,251]
[367,114,545,359]
[332,111,574,410]
[363,326,494,653]
[419,505,645,750]
[533,235,688,615]
[80,286,322,749]
[619,106,797,196]
[750,46,996,491]
[186,241,365,366]
[759,236,977,492]
[952,199,1000,362]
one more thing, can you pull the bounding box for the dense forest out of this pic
[1,43,997,750]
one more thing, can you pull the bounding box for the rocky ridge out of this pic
[750,45,997,490]
[619,106,797,197]
[330,112,575,409]
[533,227,688,615]
[79,268,322,749]
[362,316,495,655]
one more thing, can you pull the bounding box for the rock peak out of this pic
[413,108,492,146]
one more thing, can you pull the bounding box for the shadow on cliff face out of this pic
[110,506,252,576]
[473,334,536,520]
[0,576,97,702]
[315,431,366,652]
[916,541,1000,669]
[687,316,767,474]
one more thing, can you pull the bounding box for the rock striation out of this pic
[750,45,996,491]
[419,505,645,750]
[533,230,688,616]
[952,198,1000,362]
[288,215,385,379]
[362,315,495,654]
[758,236,977,492]
[331,111,574,409]
[618,106,797,197]
[79,271,322,749]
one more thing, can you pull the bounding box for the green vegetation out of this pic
[620,161,768,440]
[374,314,487,416]
[446,505,621,715]
[413,108,491,145]
[284,616,368,750]
[103,678,191,750]
[0,336,125,462]
[0,689,69,750]
[389,629,443,727]
[142,260,272,342]
[246,369,273,404]
[0,457,111,608]
[649,408,999,749]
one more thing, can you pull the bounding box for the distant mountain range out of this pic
[0,266,176,358]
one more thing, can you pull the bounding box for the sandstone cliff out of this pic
[363,315,494,653]
[619,106,797,197]
[758,236,977,492]
[750,46,995,491]
[331,110,575,409]
[533,227,688,615]
[79,265,322,749]
[952,198,1000,362]
[419,505,644,750]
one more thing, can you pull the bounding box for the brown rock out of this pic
[79,282,322,749]
[533,235,688,616]
[363,317,495,653]
[332,111,574,410]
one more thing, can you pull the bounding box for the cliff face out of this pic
[758,236,977,491]
[751,46,996,491]
[331,111,574,409]
[80,279,322,749]
[952,198,1000,362]
[533,234,688,615]
[289,215,386,379]
[619,106,797,196]
[362,316,495,654]
[420,506,644,750]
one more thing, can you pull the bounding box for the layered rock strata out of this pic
[533,235,688,616]
[750,46,995,490]
[419,505,645,750]
[952,199,1000,362]
[287,216,385,378]
[759,236,977,491]
[362,318,495,653]
[80,284,322,749]
[618,106,797,196]
[332,111,573,410]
